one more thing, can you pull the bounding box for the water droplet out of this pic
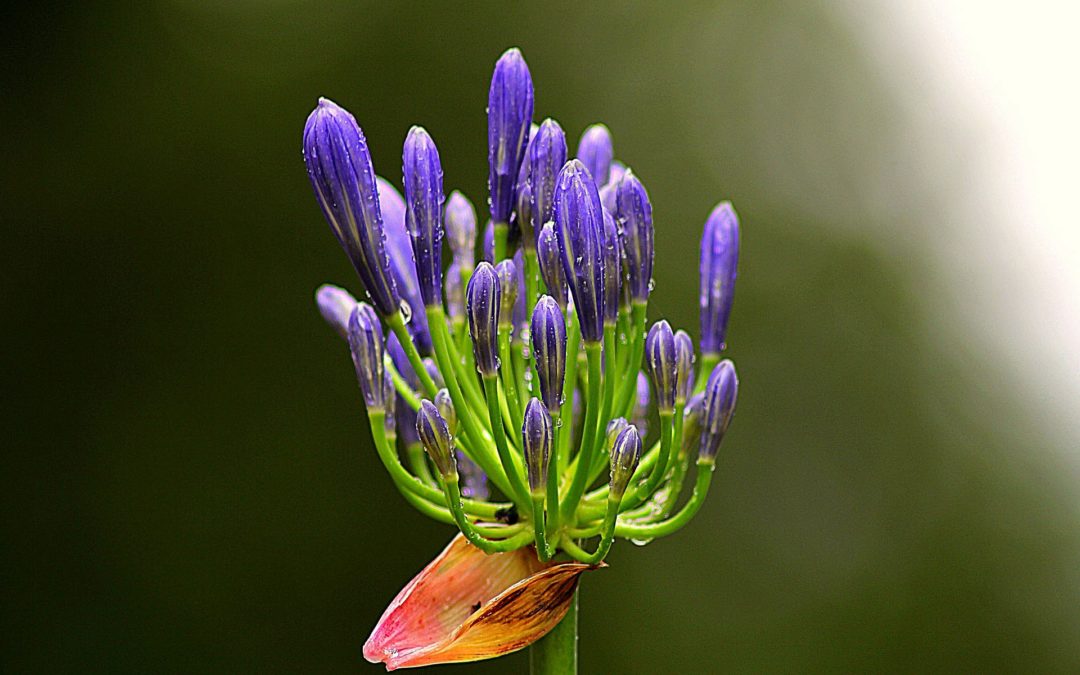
[647,279,656,292]
[555,417,564,428]
[399,299,413,324]
[630,538,653,547]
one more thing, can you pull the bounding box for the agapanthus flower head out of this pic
[576,124,614,187]
[467,262,501,376]
[529,119,568,242]
[674,329,695,404]
[531,295,567,413]
[699,201,740,354]
[522,398,552,495]
[378,176,433,354]
[553,159,605,342]
[609,424,642,498]
[444,190,476,268]
[315,283,357,339]
[417,400,457,480]
[346,303,385,409]
[601,207,621,325]
[537,222,568,307]
[304,98,400,317]
[495,259,518,326]
[700,359,738,462]
[402,126,445,307]
[488,48,534,226]
[615,170,653,304]
[645,320,678,414]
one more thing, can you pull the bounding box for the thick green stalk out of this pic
[494,221,509,262]
[529,588,578,675]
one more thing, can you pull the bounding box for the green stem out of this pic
[614,302,648,416]
[557,306,581,474]
[483,375,533,510]
[614,460,714,539]
[694,352,720,395]
[494,221,509,262]
[529,587,578,675]
[386,312,439,397]
[561,342,603,523]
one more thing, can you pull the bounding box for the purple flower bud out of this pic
[576,124,613,187]
[598,162,627,214]
[529,119,568,244]
[315,284,357,339]
[383,372,397,436]
[488,48,534,226]
[614,171,653,304]
[531,295,567,413]
[387,331,418,389]
[681,392,704,455]
[303,99,400,316]
[553,159,605,342]
[608,161,626,188]
[444,261,465,321]
[699,202,739,354]
[633,371,650,438]
[645,320,678,413]
[445,190,477,267]
[516,179,534,247]
[378,177,433,355]
[457,450,489,500]
[700,359,738,461]
[482,221,494,263]
[396,404,419,447]
[605,417,630,453]
[416,400,456,479]
[423,357,445,390]
[674,329,695,404]
[466,262,501,376]
[402,126,445,307]
[522,398,552,494]
[609,425,642,498]
[537,222,568,307]
[511,249,528,337]
[434,388,457,437]
[495,259,518,326]
[346,303,385,409]
[601,207,621,325]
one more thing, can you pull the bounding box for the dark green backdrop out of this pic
[5,1,1079,672]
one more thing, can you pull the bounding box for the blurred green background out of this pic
[5,1,1080,672]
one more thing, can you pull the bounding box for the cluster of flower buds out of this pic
[305,48,740,567]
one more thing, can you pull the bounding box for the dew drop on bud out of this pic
[399,299,413,324]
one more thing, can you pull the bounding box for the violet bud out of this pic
[387,331,419,390]
[402,126,445,307]
[700,359,738,462]
[383,372,397,436]
[645,320,678,413]
[445,190,477,268]
[522,398,553,495]
[553,159,605,343]
[633,371,650,438]
[396,403,419,448]
[537,222,568,307]
[699,202,739,354]
[605,417,630,454]
[303,99,400,317]
[423,357,445,390]
[609,425,642,498]
[614,171,653,304]
[531,295,567,413]
[457,450,489,500]
[598,161,627,214]
[488,48,534,226]
[444,261,465,321]
[378,177,433,355]
[516,179,534,247]
[315,284,357,339]
[576,124,614,187]
[467,262,501,376]
[416,400,457,480]
[681,393,704,456]
[346,303,386,409]
[674,329,695,404]
[529,119,568,244]
[495,259,518,326]
[601,207,621,325]
[434,388,457,437]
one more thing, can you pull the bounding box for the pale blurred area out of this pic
[5,1,1080,672]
